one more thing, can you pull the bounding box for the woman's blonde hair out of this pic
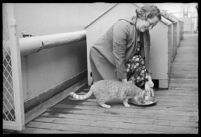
[136,5,161,20]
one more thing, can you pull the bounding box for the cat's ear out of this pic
[145,78,149,82]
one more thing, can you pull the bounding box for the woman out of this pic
[89,5,161,88]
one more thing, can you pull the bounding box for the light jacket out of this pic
[92,16,151,80]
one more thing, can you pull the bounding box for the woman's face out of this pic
[136,16,160,32]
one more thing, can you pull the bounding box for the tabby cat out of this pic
[69,80,146,108]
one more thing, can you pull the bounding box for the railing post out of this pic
[3,3,25,131]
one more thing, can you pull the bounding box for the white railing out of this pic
[19,30,86,56]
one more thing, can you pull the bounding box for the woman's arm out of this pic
[144,45,150,72]
[143,30,151,73]
[112,21,129,81]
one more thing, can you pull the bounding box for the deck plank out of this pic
[41,112,198,127]
[29,117,197,133]
[21,127,80,134]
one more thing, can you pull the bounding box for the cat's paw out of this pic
[104,105,111,109]
[124,103,130,107]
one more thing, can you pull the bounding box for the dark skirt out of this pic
[126,55,146,88]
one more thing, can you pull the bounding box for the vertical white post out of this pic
[6,3,25,130]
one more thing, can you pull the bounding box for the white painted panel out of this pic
[149,22,169,79]
[22,42,87,102]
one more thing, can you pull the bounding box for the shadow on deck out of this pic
[20,34,198,134]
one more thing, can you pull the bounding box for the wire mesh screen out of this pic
[3,4,16,122]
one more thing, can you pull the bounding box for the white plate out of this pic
[129,99,158,106]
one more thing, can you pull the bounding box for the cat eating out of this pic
[69,80,147,108]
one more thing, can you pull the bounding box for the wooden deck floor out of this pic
[21,34,198,134]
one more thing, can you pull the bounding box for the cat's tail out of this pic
[69,89,93,100]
